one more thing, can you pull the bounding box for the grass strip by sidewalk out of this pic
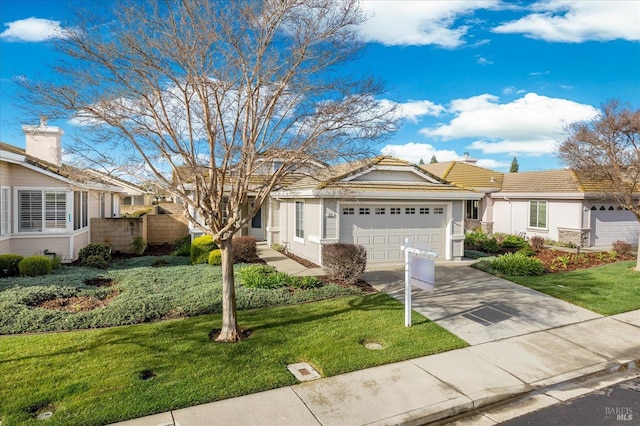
[0,292,467,426]
[507,261,640,315]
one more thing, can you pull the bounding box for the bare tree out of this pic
[20,0,396,341]
[558,100,640,271]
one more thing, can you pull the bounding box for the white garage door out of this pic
[591,206,639,246]
[339,204,447,262]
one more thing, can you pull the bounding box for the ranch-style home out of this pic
[423,158,640,248]
[0,119,123,261]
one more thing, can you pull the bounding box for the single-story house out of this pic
[423,158,640,248]
[84,169,158,214]
[269,156,481,264]
[0,119,123,261]
[185,156,481,265]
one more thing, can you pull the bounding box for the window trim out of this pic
[1,186,10,237]
[16,188,68,233]
[294,200,305,243]
[529,200,548,229]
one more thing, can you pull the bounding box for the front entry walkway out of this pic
[365,262,601,345]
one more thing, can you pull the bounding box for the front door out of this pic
[248,202,264,240]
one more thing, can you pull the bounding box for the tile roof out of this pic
[422,161,503,190]
[501,169,582,192]
[1,141,71,178]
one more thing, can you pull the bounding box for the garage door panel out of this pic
[340,204,447,262]
[591,209,639,246]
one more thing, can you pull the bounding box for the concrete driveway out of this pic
[364,261,601,345]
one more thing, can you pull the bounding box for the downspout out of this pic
[504,196,512,234]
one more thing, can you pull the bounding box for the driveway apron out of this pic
[364,262,601,345]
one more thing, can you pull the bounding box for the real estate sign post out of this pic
[401,239,438,327]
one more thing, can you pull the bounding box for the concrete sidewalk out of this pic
[113,310,640,426]
[255,243,324,277]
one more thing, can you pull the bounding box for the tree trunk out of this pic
[215,238,241,342]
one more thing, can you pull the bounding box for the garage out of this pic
[590,205,639,246]
[339,204,447,262]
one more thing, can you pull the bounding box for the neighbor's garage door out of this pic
[591,206,639,246]
[339,204,447,262]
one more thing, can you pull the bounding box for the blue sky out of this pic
[1,0,639,172]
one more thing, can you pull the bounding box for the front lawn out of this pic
[0,256,361,334]
[0,293,467,426]
[507,261,640,315]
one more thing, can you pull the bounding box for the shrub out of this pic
[49,254,63,270]
[479,238,501,254]
[84,255,110,269]
[78,243,112,265]
[322,243,367,284]
[0,254,24,278]
[208,249,222,266]
[190,235,218,265]
[501,234,529,250]
[130,237,147,255]
[237,265,280,288]
[529,236,545,251]
[490,252,544,276]
[516,246,536,257]
[612,240,632,255]
[18,256,52,277]
[292,275,322,289]
[173,235,192,257]
[271,243,286,253]
[464,230,489,250]
[233,236,257,263]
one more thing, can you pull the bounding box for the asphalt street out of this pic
[499,377,640,426]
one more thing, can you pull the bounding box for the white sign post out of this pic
[401,238,438,327]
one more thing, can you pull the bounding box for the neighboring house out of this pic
[271,156,481,264]
[0,119,123,261]
[424,159,640,248]
[84,169,160,215]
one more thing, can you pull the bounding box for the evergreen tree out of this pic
[430,155,438,163]
[510,156,519,173]
[418,158,424,165]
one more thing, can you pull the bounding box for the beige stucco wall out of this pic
[91,218,144,253]
[145,214,189,245]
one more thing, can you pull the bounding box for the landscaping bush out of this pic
[322,243,367,284]
[612,240,632,256]
[479,238,501,254]
[130,237,147,255]
[173,235,192,257]
[208,249,222,266]
[529,236,545,251]
[78,243,112,265]
[291,275,322,289]
[464,230,489,250]
[233,236,257,263]
[237,264,321,289]
[0,254,24,278]
[500,234,529,250]
[489,252,544,276]
[18,256,52,277]
[271,243,286,253]
[516,246,536,257]
[190,235,218,264]
[84,255,111,269]
[49,254,63,270]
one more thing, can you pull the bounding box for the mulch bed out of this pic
[317,276,376,293]
[278,250,321,269]
[535,248,634,273]
[37,291,119,312]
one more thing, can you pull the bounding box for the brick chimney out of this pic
[22,117,63,167]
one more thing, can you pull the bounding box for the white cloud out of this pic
[492,1,640,42]
[476,56,493,65]
[421,92,599,155]
[476,158,510,170]
[380,99,445,124]
[359,0,500,47]
[380,142,460,164]
[0,17,67,42]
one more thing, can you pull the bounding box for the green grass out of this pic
[0,293,467,426]
[0,257,361,334]
[507,261,640,315]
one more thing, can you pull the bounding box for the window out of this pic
[529,201,547,228]
[295,201,304,240]
[405,207,415,215]
[1,187,9,236]
[466,200,479,220]
[359,207,370,215]
[342,207,354,215]
[433,207,444,214]
[74,191,88,230]
[18,190,66,232]
[390,207,401,215]
[419,207,429,215]
[375,207,386,215]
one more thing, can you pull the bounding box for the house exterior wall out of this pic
[323,199,338,240]
[451,200,465,259]
[492,198,583,241]
[9,235,71,258]
[282,198,322,264]
[5,162,64,187]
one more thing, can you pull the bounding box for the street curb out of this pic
[419,359,640,426]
